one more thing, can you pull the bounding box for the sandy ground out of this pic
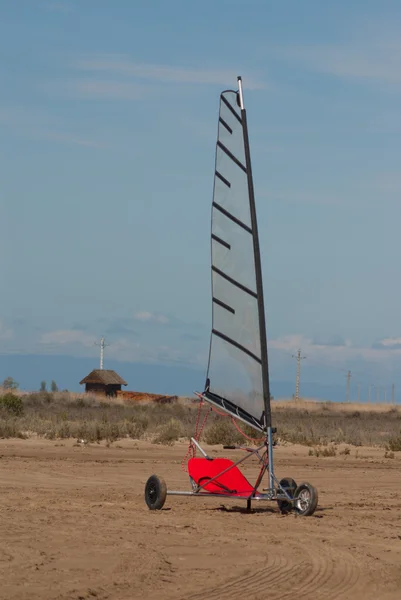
[0,438,401,600]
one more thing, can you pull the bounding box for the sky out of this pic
[1,0,401,397]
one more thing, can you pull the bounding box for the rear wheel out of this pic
[145,475,167,510]
[277,477,297,514]
[294,482,318,516]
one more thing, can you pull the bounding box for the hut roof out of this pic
[79,369,127,386]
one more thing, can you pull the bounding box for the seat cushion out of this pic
[188,457,257,496]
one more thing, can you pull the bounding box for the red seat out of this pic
[188,457,260,497]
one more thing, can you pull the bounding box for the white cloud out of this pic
[43,1,72,12]
[40,329,95,346]
[37,327,201,367]
[95,336,203,367]
[0,106,106,148]
[0,106,54,130]
[270,333,401,366]
[67,80,146,100]
[368,173,401,196]
[134,311,169,324]
[75,55,267,90]
[374,337,401,349]
[41,129,108,148]
[271,191,345,207]
[280,33,401,90]
[0,320,13,341]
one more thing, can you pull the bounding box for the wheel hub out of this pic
[297,489,310,511]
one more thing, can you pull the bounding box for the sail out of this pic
[203,77,271,433]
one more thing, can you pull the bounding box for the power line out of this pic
[292,349,306,401]
[346,370,351,402]
[274,348,396,405]
[94,337,110,370]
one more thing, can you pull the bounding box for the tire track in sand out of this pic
[186,542,361,600]
[277,544,361,600]
[187,553,301,600]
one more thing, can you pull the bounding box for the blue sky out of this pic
[2,0,401,395]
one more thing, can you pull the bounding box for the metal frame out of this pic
[167,426,294,509]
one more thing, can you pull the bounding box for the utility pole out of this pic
[346,370,351,403]
[392,383,395,405]
[384,388,387,404]
[376,386,380,403]
[368,384,372,403]
[292,349,306,401]
[94,337,110,370]
[357,382,361,403]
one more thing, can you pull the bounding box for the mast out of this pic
[237,76,271,429]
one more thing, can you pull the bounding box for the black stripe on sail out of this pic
[219,116,233,134]
[215,170,231,188]
[212,329,262,363]
[221,94,242,124]
[217,141,247,173]
[213,297,235,314]
[211,233,230,249]
[212,202,252,234]
[212,266,257,298]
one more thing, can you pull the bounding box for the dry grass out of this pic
[273,402,401,447]
[152,418,183,446]
[1,391,401,448]
[308,445,337,457]
[386,433,401,452]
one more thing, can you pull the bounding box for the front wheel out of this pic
[294,482,318,516]
[145,474,167,510]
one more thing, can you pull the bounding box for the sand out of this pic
[0,437,400,600]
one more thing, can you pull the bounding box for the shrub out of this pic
[0,419,24,438]
[57,422,71,438]
[75,398,87,408]
[386,434,401,452]
[125,417,149,439]
[0,393,24,416]
[152,418,182,445]
[204,420,244,446]
[2,376,18,390]
[105,422,120,443]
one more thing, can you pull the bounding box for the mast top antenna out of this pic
[237,76,244,110]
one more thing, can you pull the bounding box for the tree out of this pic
[51,380,58,393]
[40,381,47,392]
[2,376,18,390]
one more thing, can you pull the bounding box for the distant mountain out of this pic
[0,353,348,402]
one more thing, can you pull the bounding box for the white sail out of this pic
[203,78,271,433]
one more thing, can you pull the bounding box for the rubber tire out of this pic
[294,482,318,516]
[277,477,297,514]
[145,475,167,510]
